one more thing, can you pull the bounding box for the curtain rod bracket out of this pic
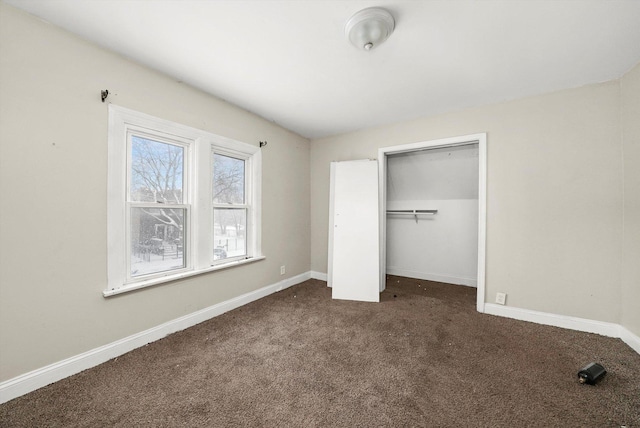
[259,140,268,148]
[101,89,109,103]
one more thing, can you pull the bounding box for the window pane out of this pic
[130,135,184,203]
[213,154,245,204]
[213,208,246,259]
[131,208,185,277]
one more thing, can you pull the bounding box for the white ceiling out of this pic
[5,0,640,139]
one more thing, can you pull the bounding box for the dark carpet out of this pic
[1,276,639,427]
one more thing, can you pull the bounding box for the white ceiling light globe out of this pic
[345,7,395,51]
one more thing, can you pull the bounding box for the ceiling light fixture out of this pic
[345,7,395,51]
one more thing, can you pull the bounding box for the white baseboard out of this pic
[484,303,620,336]
[310,271,327,282]
[620,326,640,355]
[386,267,477,287]
[0,271,311,404]
[484,303,640,354]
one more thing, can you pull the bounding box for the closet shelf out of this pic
[386,209,438,223]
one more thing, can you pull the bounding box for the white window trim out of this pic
[106,105,263,297]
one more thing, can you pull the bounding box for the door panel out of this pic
[328,160,380,302]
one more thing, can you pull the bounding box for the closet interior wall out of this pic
[386,144,479,286]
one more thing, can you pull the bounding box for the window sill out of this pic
[103,256,266,297]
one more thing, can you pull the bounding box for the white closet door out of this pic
[328,160,380,302]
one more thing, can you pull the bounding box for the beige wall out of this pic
[621,63,640,337]
[311,81,624,324]
[0,4,310,382]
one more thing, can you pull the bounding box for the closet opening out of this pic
[378,134,487,312]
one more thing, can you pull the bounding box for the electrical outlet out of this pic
[280,265,285,275]
[495,292,507,305]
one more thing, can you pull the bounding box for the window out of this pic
[129,133,188,278]
[107,105,262,296]
[213,152,248,263]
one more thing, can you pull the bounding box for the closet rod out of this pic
[386,209,438,223]
[385,210,438,214]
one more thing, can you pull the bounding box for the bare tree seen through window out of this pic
[213,154,246,259]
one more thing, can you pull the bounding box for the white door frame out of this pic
[378,133,487,313]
